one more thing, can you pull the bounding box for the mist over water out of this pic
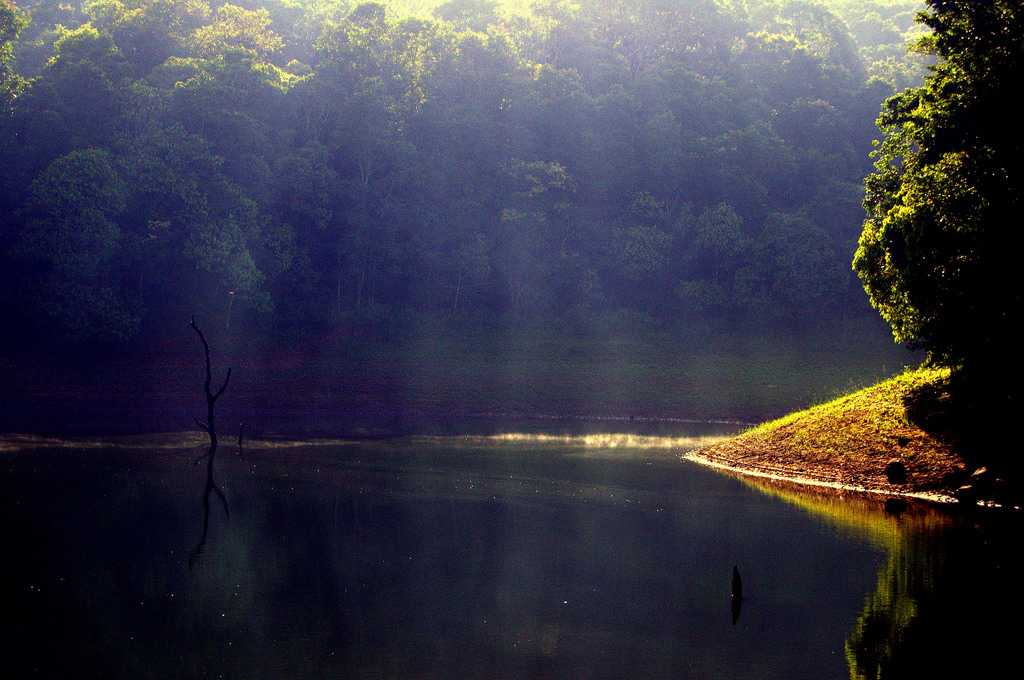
[433,431,734,449]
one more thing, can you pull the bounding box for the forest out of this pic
[0,0,926,346]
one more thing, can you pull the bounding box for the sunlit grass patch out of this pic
[691,367,968,495]
[744,367,950,450]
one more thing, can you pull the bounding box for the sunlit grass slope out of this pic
[690,368,968,496]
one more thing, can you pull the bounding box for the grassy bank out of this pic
[687,368,977,502]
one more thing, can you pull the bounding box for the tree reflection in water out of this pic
[189,449,230,569]
[739,478,1024,680]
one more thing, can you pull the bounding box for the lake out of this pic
[1,426,1020,679]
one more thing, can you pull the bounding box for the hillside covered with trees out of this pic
[1,0,925,346]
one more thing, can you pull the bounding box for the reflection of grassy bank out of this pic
[737,476,950,549]
[738,478,1024,680]
[737,479,930,680]
[844,507,1024,679]
[689,369,967,499]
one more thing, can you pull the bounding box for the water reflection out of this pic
[739,478,1024,680]
[2,437,1020,679]
[731,590,743,626]
[189,447,230,569]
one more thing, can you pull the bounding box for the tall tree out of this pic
[854,0,1024,397]
[12,148,138,341]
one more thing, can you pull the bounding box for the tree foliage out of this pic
[854,0,1022,390]
[1,0,28,107]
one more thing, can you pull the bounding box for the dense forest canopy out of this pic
[0,0,925,345]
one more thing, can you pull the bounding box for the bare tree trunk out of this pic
[190,316,231,456]
[188,316,232,568]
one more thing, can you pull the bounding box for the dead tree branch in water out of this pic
[188,316,232,568]
[190,315,232,460]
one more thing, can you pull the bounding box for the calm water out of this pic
[1,429,1020,679]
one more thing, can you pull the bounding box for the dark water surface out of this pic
[1,430,1020,679]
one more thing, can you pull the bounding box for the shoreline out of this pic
[684,367,1021,511]
[683,451,956,505]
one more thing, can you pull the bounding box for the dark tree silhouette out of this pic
[188,316,231,568]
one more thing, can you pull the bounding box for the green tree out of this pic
[1,0,27,108]
[675,202,746,318]
[854,0,1024,395]
[494,160,576,315]
[189,3,284,59]
[1,0,27,206]
[25,22,131,151]
[14,148,139,341]
[86,0,210,75]
[433,0,499,32]
[758,211,845,322]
